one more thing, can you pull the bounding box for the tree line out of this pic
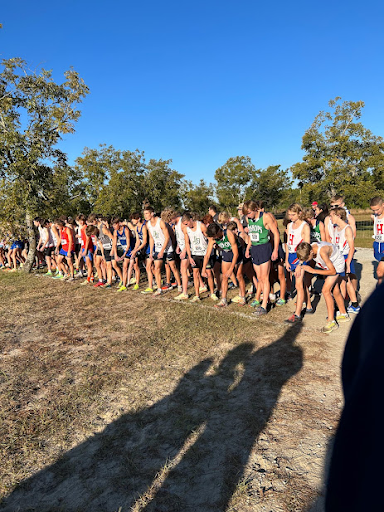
[1,58,384,231]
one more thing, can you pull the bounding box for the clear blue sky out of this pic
[1,0,384,184]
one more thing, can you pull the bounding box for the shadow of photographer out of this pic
[1,324,303,512]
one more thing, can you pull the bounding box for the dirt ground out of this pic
[0,248,377,512]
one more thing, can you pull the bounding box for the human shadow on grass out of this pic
[1,324,303,512]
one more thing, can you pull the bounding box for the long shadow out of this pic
[353,260,362,289]
[1,325,303,512]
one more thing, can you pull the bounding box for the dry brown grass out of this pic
[0,271,343,512]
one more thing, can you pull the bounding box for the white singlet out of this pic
[175,218,186,250]
[374,215,384,243]
[148,217,173,253]
[331,226,351,256]
[313,242,345,274]
[187,221,208,256]
[287,221,306,253]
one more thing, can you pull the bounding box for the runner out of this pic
[144,207,173,296]
[295,241,349,333]
[203,221,246,307]
[54,219,75,281]
[284,203,312,324]
[111,217,132,292]
[370,196,384,285]
[242,200,280,316]
[128,213,149,291]
[329,207,360,313]
[182,212,216,302]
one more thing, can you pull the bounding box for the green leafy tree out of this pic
[144,159,184,212]
[0,57,89,270]
[291,97,384,207]
[93,149,146,217]
[180,179,214,214]
[214,156,255,212]
[250,165,292,210]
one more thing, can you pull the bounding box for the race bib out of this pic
[250,232,259,242]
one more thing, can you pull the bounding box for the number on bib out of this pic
[250,233,259,242]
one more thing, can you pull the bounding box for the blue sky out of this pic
[1,0,384,184]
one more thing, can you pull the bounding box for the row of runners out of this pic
[2,195,384,334]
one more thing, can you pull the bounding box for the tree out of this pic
[180,179,214,214]
[0,58,89,271]
[214,156,255,212]
[250,165,292,210]
[93,149,146,217]
[291,97,384,207]
[144,159,184,212]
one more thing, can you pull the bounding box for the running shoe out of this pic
[199,286,208,293]
[253,306,267,316]
[305,308,315,314]
[336,312,351,323]
[215,298,228,308]
[141,287,153,294]
[161,283,173,291]
[104,284,112,288]
[347,304,361,314]
[174,293,189,301]
[46,271,53,276]
[250,299,261,308]
[210,293,219,301]
[171,281,177,288]
[190,295,201,303]
[53,274,65,280]
[153,289,162,296]
[66,277,75,282]
[117,285,127,292]
[133,284,139,291]
[94,281,105,288]
[284,314,302,324]
[275,298,286,306]
[232,295,246,306]
[129,277,136,285]
[80,279,90,286]
[269,293,277,303]
[321,321,338,334]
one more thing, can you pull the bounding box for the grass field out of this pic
[0,271,345,512]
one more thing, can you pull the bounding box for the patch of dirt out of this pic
[0,249,376,511]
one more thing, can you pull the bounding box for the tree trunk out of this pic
[23,211,37,273]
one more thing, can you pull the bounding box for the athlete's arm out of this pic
[324,216,332,243]
[345,225,355,274]
[285,227,291,271]
[183,225,194,265]
[201,238,215,277]
[264,213,279,261]
[147,227,154,260]
[348,213,357,239]
[319,221,326,241]
[158,220,170,258]
[302,247,336,276]
[225,229,238,277]
[302,222,311,244]
[66,227,73,257]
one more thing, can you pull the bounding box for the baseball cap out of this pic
[311,201,318,207]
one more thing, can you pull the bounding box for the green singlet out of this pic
[248,213,270,246]
[310,221,321,243]
[216,230,232,252]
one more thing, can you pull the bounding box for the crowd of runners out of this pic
[1,195,384,334]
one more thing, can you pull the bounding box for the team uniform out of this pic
[216,230,243,264]
[287,221,307,271]
[373,215,384,262]
[187,221,208,268]
[148,217,174,260]
[330,225,355,274]
[312,241,345,275]
[310,220,322,244]
[248,213,271,265]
